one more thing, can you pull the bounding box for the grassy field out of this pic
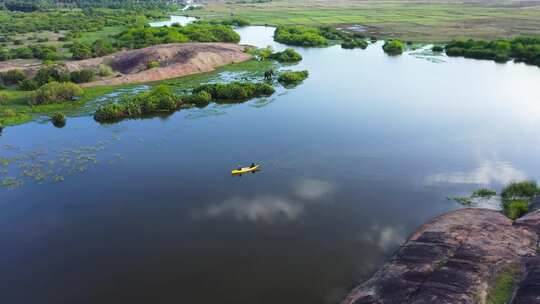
[76,26,125,44]
[188,0,540,42]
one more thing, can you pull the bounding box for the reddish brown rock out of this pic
[515,209,540,237]
[341,209,538,304]
[0,43,252,87]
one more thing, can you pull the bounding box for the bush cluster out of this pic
[211,17,250,27]
[0,44,59,61]
[274,26,328,47]
[277,70,309,85]
[193,82,275,102]
[341,39,368,49]
[94,85,181,122]
[113,22,239,49]
[183,91,212,106]
[98,64,113,76]
[500,180,540,220]
[382,40,405,55]
[51,112,66,127]
[70,69,95,83]
[0,69,26,85]
[445,37,540,66]
[432,45,444,52]
[31,81,82,105]
[70,39,115,60]
[269,48,302,63]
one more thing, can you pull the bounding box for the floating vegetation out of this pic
[472,188,497,198]
[0,135,124,189]
[447,193,501,210]
[408,45,446,63]
[447,195,473,206]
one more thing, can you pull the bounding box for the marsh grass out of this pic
[487,264,521,304]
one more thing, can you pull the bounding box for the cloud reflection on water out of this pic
[202,178,336,222]
[424,161,526,185]
[205,196,303,222]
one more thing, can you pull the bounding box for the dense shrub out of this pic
[17,79,39,91]
[0,69,26,85]
[341,39,368,49]
[269,48,302,62]
[184,90,212,105]
[318,26,350,41]
[70,69,95,83]
[0,92,8,104]
[382,39,405,55]
[213,17,250,27]
[0,45,59,61]
[94,85,181,122]
[51,112,66,127]
[180,22,240,43]
[503,200,529,220]
[31,81,82,104]
[98,64,113,76]
[278,70,309,85]
[113,22,239,49]
[34,66,70,86]
[193,82,275,102]
[70,42,93,60]
[501,180,540,200]
[445,37,540,66]
[247,46,273,60]
[432,45,444,52]
[91,39,115,57]
[274,26,328,47]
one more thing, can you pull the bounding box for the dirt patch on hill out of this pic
[0,43,252,87]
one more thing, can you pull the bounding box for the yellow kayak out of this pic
[231,164,260,175]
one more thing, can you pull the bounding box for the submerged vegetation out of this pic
[382,40,405,55]
[445,37,540,65]
[278,70,309,85]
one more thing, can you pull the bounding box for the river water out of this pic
[2,17,540,304]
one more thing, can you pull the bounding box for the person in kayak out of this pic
[250,163,255,168]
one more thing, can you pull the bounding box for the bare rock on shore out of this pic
[341,209,538,304]
[0,43,252,87]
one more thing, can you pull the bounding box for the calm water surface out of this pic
[2,20,540,304]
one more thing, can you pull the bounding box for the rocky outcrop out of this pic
[80,43,252,87]
[341,209,539,304]
[515,209,540,236]
[0,43,252,87]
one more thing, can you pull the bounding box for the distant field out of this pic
[189,0,540,42]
